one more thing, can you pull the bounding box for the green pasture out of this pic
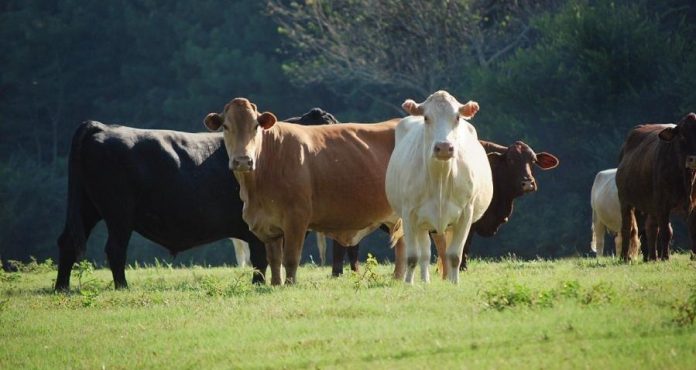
[1,255,695,369]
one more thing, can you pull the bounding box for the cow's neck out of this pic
[478,171,515,233]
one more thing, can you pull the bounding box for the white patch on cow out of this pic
[231,238,251,267]
[590,168,639,258]
[386,91,493,284]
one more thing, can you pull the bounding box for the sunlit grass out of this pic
[1,254,695,369]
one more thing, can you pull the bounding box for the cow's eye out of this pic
[222,125,228,131]
[454,115,460,124]
[424,116,429,124]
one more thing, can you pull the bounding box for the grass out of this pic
[1,254,696,369]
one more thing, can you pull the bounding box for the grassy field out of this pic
[1,254,695,369]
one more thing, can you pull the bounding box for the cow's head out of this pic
[285,107,339,126]
[203,98,276,172]
[487,141,559,196]
[658,113,696,170]
[402,90,479,161]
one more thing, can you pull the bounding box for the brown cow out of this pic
[616,113,696,262]
[433,140,559,277]
[204,98,401,285]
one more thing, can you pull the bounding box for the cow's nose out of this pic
[521,178,536,192]
[433,141,455,160]
[686,155,696,170]
[231,156,254,172]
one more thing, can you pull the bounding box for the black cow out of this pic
[55,108,336,291]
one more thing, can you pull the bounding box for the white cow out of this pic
[385,91,493,284]
[590,168,639,258]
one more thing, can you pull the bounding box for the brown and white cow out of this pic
[386,90,493,284]
[204,98,401,285]
[616,113,696,262]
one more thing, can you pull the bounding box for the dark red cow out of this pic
[433,140,558,276]
[616,113,696,262]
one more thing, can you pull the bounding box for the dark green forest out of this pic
[2,0,695,267]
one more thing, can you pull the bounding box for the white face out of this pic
[402,91,479,161]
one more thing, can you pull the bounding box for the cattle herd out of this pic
[54,89,696,290]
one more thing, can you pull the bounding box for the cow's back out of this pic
[80,124,248,249]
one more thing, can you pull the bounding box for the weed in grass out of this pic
[581,282,615,305]
[6,257,55,273]
[198,272,252,298]
[673,286,696,327]
[482,282,533,310]
[558,280,581,299]
[350,253,392,291]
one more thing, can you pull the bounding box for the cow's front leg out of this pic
[416,230,431,283]
[446,208,474,284]
[265,239,283,286]
[403,218,420,285]
[690,212,696,261]
[282,221,309,285]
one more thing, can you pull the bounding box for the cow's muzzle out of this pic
[686,156,696,170]
[231,155,254,172]
[521,178,537,193]
[433,141,455,160]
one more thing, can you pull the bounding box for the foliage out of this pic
[2,0,696,265]
[350,253,392,290]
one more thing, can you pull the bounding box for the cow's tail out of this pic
[388,218,404,248]
[57,121,103,258]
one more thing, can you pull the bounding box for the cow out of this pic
[55,108,336,291]
[616,113,696,262]
[590,168,644,259]
[231,108,340,268]
[457,140,558,270]
[385,90,493,284]
[203,97,402,285]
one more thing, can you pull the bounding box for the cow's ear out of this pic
[258,112,277,130]
[487,152,504,165]
[535,152,559,170]
[204,113,223,131]
[250,103,258,112]
[658,127,678,142]
[459,101,480,120]
[402,99,424,116]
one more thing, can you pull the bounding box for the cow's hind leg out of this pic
[104,224,133,290]
[332,241,347,277]
[248,237,268,284]
[55,212,99,291]
[347,244,359,273]
[689,213,696,261]
[316,232,327,266]
[431,232,447,279]
[392,237,406,280]
[591,210,606,257]
[619,204,639,262]
[656,216,672,261]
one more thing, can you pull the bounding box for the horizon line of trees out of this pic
[1,0,695,267]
